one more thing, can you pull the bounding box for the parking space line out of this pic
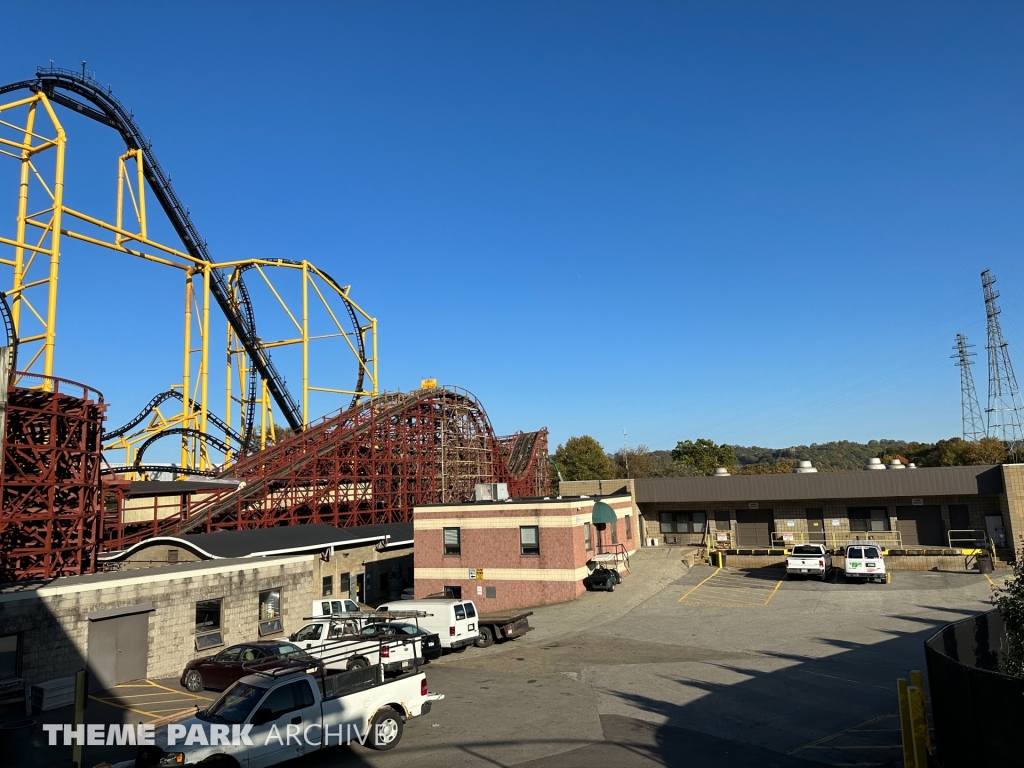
[88,696,162,719]
[146,678,214,700]
[788,712,894,755]
[678,567,721,602]
[985,574,996,587]
[762,579,784,605]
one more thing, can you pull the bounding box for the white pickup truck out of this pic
[290,615,423,675]
[785,543,832,581]
[123,664,442,768]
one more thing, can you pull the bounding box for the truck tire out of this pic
[184,670,204,692]
[476,626,495,648]
[368,707,404,750]
[347,658,369,670]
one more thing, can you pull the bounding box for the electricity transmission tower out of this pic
[982,269,1024,454]
[952,333,985,441]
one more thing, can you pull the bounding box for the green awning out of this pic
[591,501,618,524]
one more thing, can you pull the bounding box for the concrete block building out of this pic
[413,495,640,612]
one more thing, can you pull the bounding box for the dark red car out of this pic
[180,642,323,692]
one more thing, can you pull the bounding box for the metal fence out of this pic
[924,609,1023,767]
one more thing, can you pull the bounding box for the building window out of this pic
[715,511,730,530]
[258,587,283,637]
[195,599,223,651]
[625,514,632,540]
[849,508,890,532]
[443,527,461,555]
[167,548,179,563]
[0,634,21,679]
[584,522,592,551]
[658,511,707,534]
[322,575,333,597]
[485,586,496,599]
[520,526,540,556]
[339,572,351,594]
[611,522,619,545]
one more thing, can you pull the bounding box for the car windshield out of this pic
[273,643,306,658]
[201,681,267,724]
[792,546,821,556]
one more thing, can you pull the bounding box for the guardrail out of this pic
[770,530,903,552]
[947,529,994,555]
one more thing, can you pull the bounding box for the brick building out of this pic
[413,495,640,612]
[562,463,1023,566]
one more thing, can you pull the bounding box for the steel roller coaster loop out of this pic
[0,66,378,474]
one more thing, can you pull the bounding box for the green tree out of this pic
[671,438,737,476]
[553,436,612,481]
[916,437,1007,467]
[734,458,795,475]
[996,540,1024,677]
[611,444,661,478]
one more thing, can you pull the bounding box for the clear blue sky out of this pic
[2,3,1024,460]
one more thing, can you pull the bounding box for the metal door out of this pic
[805,509,825,544]
[735,510,774,547]
[87,613,149,690]
[986,515,1007,548]
[896,506,943,547]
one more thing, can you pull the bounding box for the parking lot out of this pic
[3,550,996,768]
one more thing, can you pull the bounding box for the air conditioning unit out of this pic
[664,535,678,545]
[474,483,509,501]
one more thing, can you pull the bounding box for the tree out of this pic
[671,439,737,476]
[611,444,661,478]
[734,458,795,475]
[996,540,1024,677]
[553,436,612,481]
[915,437,1008,467]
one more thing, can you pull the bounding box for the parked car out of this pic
[128,662,444,767]
[181,642,323,692]
[786,543,832,581]
[359,622,442,661]
[289,617,424,674]
[843,544,888,584]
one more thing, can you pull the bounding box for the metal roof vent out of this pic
[864,457,885,470]
[886,459,906,470]
[712,467,731,477]
[907,463,917,469]
[793,460,817,474]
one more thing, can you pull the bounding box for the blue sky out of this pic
[2,3,1024,459]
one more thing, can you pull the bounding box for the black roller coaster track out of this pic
[0,291,17,371]
[0,67,371,436]
[100,464,220,478]
[101,389,243,444]
[132,427,232,469]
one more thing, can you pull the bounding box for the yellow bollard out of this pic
[909,670,930,755]
[908,684,929,763]
[897,678,915,768]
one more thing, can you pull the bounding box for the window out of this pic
[715,512,730,530]
[611,522,619,545]
[848,508,890,532]
[625,515,632,540]
[0,634,20,679]
[215,646,244,663]
[658,511,707,534]
[322,575,333,597]
[294,624,323,642]
[167,548,179,563]
[584,522,592,551]
[520,526,540,556]
[258,588,283,637]
[454,604,466,620]
[443,527,461,556]
[339,572,351,594]
[195,599,224,650]
[444,585,462,599]
[259,680,315,722]
[464,603,476,618]
[485,586,496,599]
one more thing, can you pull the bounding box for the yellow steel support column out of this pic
[224,324,234,462]
[136,150,147,240]
[260,379,269,450]
[302,261,309,424]
[40,100,67,390]
[11,100,36,345]
[181,273,193,468]
[199,265,211,467]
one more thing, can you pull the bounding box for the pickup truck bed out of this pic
[475,611,533,648]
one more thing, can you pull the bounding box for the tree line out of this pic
[550,435,1010,482]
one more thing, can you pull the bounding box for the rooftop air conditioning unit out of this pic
[474,483,509,501]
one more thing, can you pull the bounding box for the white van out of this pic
[377,599,478,651]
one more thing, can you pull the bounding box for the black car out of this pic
[181,642,323,692]
[359,622,442,661]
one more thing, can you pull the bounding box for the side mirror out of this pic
[251,707,273,726]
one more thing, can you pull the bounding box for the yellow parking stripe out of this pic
[88,697,162,719]
[763,579,784,605]
[146,678,215,700]
[985,574,996,587]
[788,713,895,755]
[678,567,722,602]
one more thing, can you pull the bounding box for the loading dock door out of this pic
[87,612,150,690]
[806,509,825,544]
[895,506,944,547]
[735,510,774,547]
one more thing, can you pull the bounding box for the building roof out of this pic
[631,465,1004,504]
[126,479,241,497]
[100,522,413,562]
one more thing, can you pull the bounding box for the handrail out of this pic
[596,541,630,571]
[8,369,103,402]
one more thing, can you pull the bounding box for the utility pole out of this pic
[982,269,1024,456]
[952,333,985,441]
